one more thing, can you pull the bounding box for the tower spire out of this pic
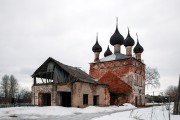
[96,32,98,41]
[116,17,118,28]
[128,27,130,35]
[136,33,139,42]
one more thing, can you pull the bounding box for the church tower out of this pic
[89,19,145,106]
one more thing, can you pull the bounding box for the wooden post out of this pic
[33,77,36,85]
[173,75,180,115]
[169,96,171,120]
[151,91,154,120]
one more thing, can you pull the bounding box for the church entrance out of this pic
[110,93,127,105]
[110,93,117,105]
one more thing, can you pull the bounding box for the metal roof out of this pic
[92,53,131,63]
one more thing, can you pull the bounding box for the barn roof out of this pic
[32,57,104,85]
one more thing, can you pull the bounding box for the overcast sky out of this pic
[0,0,180,94]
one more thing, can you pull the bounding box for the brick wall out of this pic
[89,58,145,106]
[72,82,110,107]
[32,82,110,107]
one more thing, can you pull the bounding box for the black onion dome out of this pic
[104,45,112,57]
[92,33,102,52]
[133,34,144,53]
[124,28,135,47]
[110,26,124,46]
[110,18,124,46]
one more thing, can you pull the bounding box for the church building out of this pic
[31,19,145,107]
[90,19,145,106]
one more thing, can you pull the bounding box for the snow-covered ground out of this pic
[0,103,179,120]
[92,104,180,120]
[0,103,135,120]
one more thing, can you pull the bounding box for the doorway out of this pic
[139,95,142,106]
[93,95,99,106]
[60,92,71,107]
[135,96,138,106]
[110,93,118,105]
[38,93,51,106]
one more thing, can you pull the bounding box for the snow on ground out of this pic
[0,103,180,120]
[92,104,180,120]
[80,103,136,113]
[0,103,135,119]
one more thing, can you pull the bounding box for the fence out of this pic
[0,103,34,108]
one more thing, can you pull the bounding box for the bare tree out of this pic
[165,85,177,96]
[9,75,19,99]
[165,85,177,102]
[0,75,9,98]
[145,67,160,89]
[16,88,31,103]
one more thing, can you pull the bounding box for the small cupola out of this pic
[124,28,135,47]
[104,45,112,57]
[92,33,102,53]
[133,34,144,54]
[92,33,102,62]
[124,28,135,56]
[110,18,124,54]
[133,33,144,61]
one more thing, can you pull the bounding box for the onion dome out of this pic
[104,45,112,57]
[110,18,124,46]
[92,33,102,52]
[133,34,144,53]
[124,28,135,47]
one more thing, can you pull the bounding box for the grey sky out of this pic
[0,0,180,94]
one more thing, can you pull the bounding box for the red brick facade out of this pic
[89,58,145,106]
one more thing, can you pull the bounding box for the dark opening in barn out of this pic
[93,95,99,105]
[60,92,71,107]
[38,93,51,106]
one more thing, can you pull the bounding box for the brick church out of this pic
[90,20,145,106]
[31,20,145,107]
